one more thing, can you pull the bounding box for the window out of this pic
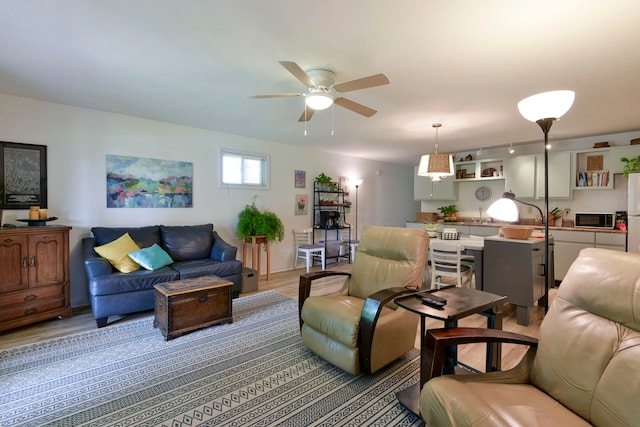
[220,149,269,189]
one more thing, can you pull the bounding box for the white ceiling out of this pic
[1,1,639,165]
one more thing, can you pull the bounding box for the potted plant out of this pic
[621,155,640,177]
[438,204,458,222]
[236,197,284,243]
[315,172,335,191]
[423,221,439,237]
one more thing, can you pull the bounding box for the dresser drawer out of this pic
[0,296,66,323]
[0,285,65,310]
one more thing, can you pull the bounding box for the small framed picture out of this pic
[295,194,308,215]
[295,170,306,188]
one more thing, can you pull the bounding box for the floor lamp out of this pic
[517,90,575,312]
[352,178,363,241]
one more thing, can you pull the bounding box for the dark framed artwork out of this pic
[0,141,47,209]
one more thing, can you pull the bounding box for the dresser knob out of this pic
[24,294,37,301]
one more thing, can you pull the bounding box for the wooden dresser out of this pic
[0,225,72,332]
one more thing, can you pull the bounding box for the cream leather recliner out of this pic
[420,247,640,426]
[298,225,428,375]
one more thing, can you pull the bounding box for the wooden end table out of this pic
[394,287,507,416]
[154,275,233,341]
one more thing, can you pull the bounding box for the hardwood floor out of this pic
[0,262,551,372]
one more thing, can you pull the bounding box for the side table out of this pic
[394,287,507,416]
[242,236,271,281]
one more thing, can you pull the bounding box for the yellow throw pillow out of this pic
[94,233,141,273]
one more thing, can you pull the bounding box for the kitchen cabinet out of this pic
[413,167,455,201]
[504,155,537,198]
[454,158,504,182]
[553,230,626,281]
[611,145,640,174]
[468,225,499,237]
[484,236,551,326]
[536,151,572,199]
[503,152,571,199]
[0,226,72,332]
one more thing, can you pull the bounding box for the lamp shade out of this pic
[517,90,575,122]
[305,93,333,110]
[417,153,454,178]
[487,197,519,222]
[352,178,363,187]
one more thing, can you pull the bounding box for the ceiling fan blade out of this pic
[298,106,315,122]
[334,97,377,117]
[279,61,317,87]
[333,73,390,93]
[252,93,301,99]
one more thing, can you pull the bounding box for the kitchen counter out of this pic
[405,220,626,234]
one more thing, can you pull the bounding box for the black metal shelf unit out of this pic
[312,181,352,262]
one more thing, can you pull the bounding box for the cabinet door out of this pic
[537,151,571,198]
[504,155,536,198]
[28,231,68,287]
[0,233,29,293]
[413,167,455,200]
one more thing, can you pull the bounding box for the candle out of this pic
[29,206,40,220]
[39,209,48,219]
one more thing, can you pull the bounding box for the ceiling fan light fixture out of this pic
[305,92,334,110]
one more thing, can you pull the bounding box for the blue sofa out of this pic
[83,223,242,327]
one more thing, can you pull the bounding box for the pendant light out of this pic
[417,123,454,181]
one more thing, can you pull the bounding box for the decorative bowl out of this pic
[499,226,534,240]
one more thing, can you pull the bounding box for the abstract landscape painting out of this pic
[106,155,193,208]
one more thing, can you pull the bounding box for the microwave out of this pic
[574,212,615,229]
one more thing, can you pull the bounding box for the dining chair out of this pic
[430,240,474,289]
[292,228,325,273]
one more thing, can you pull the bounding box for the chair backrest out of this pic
[293,228,313,248]
[430,240,469,287]
[530,247,640,426]
[348,225,429,299]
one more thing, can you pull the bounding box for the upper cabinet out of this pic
[504,155,537,198]
[413,167,456,201]
[537,151,572,198]
[454,158,504,182]
[571,148,612,190]
[611,145,640,174]
[503,151,571,199]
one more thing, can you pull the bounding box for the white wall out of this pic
[0,93,419,307]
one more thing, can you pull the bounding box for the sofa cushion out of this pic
[94,233,141,273]
[92,225,161,248]
[171,258,242,279]
[160,224,213,262]
[88,266,179,296]
[129,243,174,270]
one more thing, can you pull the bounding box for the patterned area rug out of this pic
[1,291,422,426]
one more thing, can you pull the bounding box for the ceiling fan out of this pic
[253,61,390,122]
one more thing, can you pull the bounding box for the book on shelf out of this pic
[576,171,609,187]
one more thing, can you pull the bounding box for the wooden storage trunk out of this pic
[154,275,233,341]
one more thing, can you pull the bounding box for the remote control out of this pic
[420,296,446,309]
[424,294,447,304]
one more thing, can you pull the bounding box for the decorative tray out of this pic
[16,217,58,226]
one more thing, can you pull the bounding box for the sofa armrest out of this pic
[426,327,538,381]
[211,231,238,262]
[298,270,351,327]
[82,237,113,277]
[359,287,419,374]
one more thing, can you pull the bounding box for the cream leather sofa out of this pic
[420,247,640,426]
